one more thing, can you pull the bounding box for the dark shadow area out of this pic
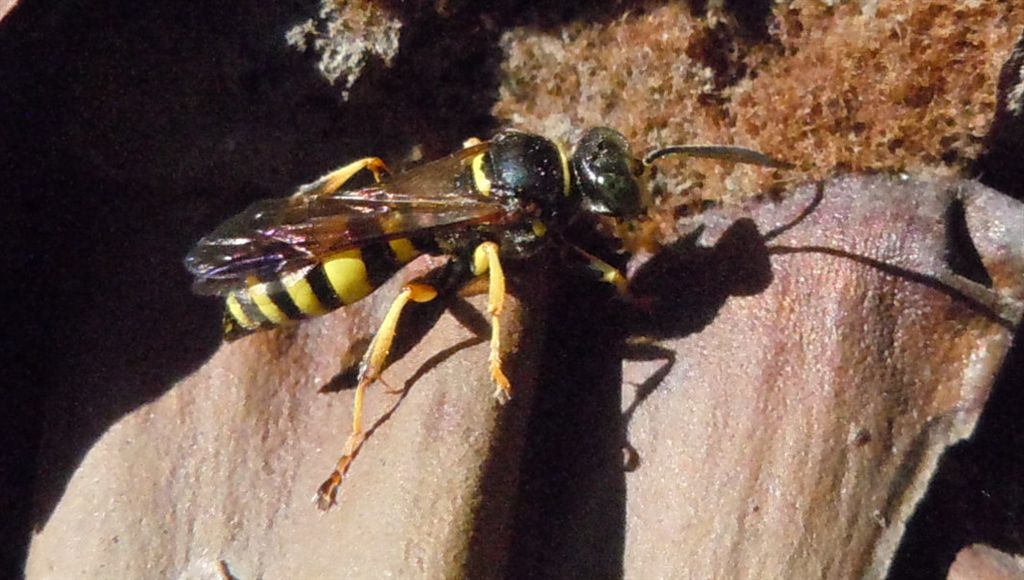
[724,0,775,39]
[626,218,773,338]
[975,31,1023,200]
[465,265,554,579]
[505,217,774,579]
[504,265,631,580]
[0,1,366,567]
[943,197,993,289]
[453,0,652,30]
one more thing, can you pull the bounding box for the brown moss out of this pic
[494,1,1023,210]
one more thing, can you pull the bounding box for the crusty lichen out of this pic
[1007,44,1024,116]
[286,0,402,98]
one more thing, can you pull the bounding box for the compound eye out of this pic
[572,128,643,219]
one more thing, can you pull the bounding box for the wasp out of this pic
[185,127,788,509]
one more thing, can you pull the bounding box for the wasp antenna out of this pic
[643,145,793,169]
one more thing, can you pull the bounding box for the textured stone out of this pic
[949,544,1024,580]
[505,175,1023,579]
[27,259,545,579]
[618,176,1022,579]
[25,175,1023,579]
[0,0,17,22]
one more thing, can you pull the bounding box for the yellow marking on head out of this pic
[472,153,492,196]
[248,282,288,324]
[531,220,548,237]
[388,238,420,263]
[226,294,259,329]
[554,139,571,196]
[283,272,327,316]
[324,249,374,304]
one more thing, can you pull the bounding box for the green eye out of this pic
[571,128,643,219]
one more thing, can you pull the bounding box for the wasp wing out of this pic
[186,143,505,296]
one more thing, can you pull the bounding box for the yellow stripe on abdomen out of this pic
[226,294,259,330]
[282,272,328,316]
[388,238,420,264]
[247,282,289,324]
[323,249,374,305]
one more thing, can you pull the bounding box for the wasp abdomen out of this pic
[222,237,427,340]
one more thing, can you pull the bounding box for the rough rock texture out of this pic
[0,0,17,22]
[618,176,1022,578]
[948,544,1024,580]
[26,262,545,579]
[285,0,402,97]
[26,175,1022,579]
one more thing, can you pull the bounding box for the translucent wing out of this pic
[186,143,506,296]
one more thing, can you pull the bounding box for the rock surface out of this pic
[27,260,544,579]
[26,176,1023,578]
[618,176,1022,578]
[948,544,1024,580]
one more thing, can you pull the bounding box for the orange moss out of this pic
[736,0,1022,182]
[494,1,1022,211]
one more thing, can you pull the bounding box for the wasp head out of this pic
[571,127,647,221]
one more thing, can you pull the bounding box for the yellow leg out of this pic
[472,241,512,401]
[570,244,630,297]
[294,156,391,198]
[314,281,437,511]
[360,282,438,386]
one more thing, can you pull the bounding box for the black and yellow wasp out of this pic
[185,127,786,509]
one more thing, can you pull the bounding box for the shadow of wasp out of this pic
[506,175,1020,578]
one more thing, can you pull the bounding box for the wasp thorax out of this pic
[489,130,566,217]
[571,127,644,220]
